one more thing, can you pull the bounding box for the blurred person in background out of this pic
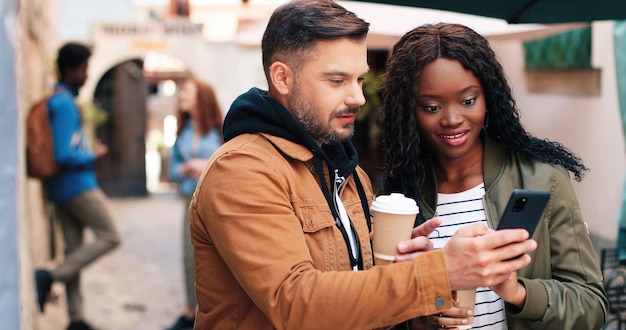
[166,78,223,330]
[35,42,121,330]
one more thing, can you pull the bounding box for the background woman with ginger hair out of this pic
[166,78,222,330]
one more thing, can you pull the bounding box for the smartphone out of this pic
[496,189,550,237]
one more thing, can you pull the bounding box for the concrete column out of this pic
[0,0,22,329]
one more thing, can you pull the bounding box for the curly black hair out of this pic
[379,23,587,200]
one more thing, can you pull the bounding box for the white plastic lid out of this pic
[371,193,419,215]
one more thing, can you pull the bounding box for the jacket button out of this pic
[435,297,445,308]
[310,165,316,173]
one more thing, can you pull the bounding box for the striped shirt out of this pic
[428,183,508,329]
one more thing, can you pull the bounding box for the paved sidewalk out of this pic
[36,192,189,330]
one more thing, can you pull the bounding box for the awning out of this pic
[349,0,626,24]
[236,1,588,49]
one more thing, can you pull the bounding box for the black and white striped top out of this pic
[428,183,508,330]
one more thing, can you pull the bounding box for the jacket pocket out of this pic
[294,200,345,270]
[295,200,336,232]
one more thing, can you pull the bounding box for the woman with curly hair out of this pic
[379,23,607,329]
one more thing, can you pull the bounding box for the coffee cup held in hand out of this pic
[371,193,419,265]
[453,289,476,329]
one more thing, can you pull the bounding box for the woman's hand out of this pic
[394,217,442,262]
[489,271,527,308]
[182,158,208,179]
[409,306,473,329]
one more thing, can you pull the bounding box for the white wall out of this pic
[57,0,134,41]
[83,21,266,116]
[202,42,266,112]
[490,21,626,242]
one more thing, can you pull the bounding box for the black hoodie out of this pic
[223,87,371,269]
[224,87,359,178]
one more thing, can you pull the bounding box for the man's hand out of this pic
[92,139,108,157]
[442,222,537,290]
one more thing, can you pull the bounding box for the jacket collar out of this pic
[262,133,315,163]
[224,88,359,177]
[421,136,507,218]
[482,137,507,191]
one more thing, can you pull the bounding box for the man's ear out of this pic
[268,61,292,96]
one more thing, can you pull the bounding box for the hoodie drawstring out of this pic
[314,157,370,270]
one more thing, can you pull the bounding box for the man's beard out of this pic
[288,84,358,145]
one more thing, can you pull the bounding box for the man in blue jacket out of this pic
[35,42,121,330]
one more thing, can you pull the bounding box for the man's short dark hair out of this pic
[261,0,369,75]
[56,42,92,74]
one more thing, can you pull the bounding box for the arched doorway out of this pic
[93,59,148,197]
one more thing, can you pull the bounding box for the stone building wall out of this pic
[16,0,58,328]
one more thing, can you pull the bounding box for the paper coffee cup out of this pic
[371,193,419,265]
[453,289,476,329]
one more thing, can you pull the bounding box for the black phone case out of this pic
[496,189,550,237]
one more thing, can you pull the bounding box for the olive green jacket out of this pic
[418,138,608,330]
